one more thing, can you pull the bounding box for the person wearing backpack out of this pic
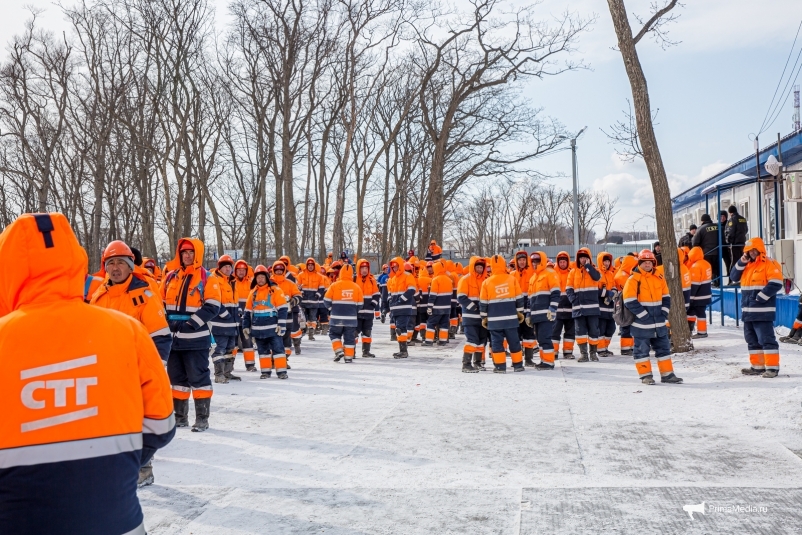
[622,250,683,385]
[161,238,222,431]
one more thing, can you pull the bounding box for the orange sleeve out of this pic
[136,321,173,422]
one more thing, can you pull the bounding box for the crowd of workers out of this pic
[0,211,786,535]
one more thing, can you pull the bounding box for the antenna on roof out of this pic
[794,85,801,133]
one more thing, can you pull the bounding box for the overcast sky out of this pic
[3,0,801,235]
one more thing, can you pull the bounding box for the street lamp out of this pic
[570,127,587,251]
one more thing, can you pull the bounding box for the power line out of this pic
[759,19,802,136]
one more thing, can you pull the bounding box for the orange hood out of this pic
[339,263,354,280]
[688,246,704,265]
[433,260,446,276]
[0,213,88,316]
[389,256,405,277]
[620,255,638,275]
[514,250,531,270]
[596,251,613,273]
[744,237,767,257]
[304,257,320,272]
[488,254,507,275]
[532,251,549,273]
[575,247,594,266]
[165,237,205,273]
[555,251,571,272]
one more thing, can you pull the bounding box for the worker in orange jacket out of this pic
[272,260,303,359]
[566,247,602,362]
[143,256,163,282]
[233,260,256,371]
[623,250,683,385]
[243,265,289,379]
[209,255,241,384]
[355,259,380,357]
[0,213,174,535]
[512,251,537,365]
[425,261,454,346]
[614,254,639,355]
[90,240,173,489]
[324,263,364,362]
[596,252,617,357]
[457,256,488,371]
[298,258,327,340]
[551,251,576,359]
[410,261,431,345]
[480,255,526,373]
[687,246,712,338]
[425,239,443,261]
[161,238,222,431]
[387,257,418,358]
[526,251,561,369]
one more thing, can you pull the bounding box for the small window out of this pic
[796,202,802,235]
[740,201,748,220]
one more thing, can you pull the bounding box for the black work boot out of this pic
[390,329,397,341]
[448,326,456,340]
[462,352,478,373]
[293,339,302,355]
[362,342,376,358]
[577,343,589,362]
[174,398,189,427]
[524,347,536,367]
[589,345,599,362]
[138,460,154,488]
[322,324,330,335]
[793,329,802,342]
[393,342,409,359]
[333,349,344,362]
[473,352,487,371]
[307,326,316,341]
[781,328,798,343]
[224,357,241,381]
[213,360,228,384]
[741,367,764,376]
[191,398,210,432]
[641,375,656,385]
[409,330,420,345]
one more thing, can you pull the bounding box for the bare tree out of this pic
[606,0,691,352]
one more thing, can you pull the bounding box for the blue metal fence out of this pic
[711,288,799,328]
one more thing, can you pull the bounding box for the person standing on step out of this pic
[458,256,489,371]
[551,251,576,359]
[623,249,683,385]
[355,259,380,358]
[209,255,241,383]
[687,246,712,338]
[425,260,453,347]
[324,263,364,363]
[729,237,783,378]
[480,254,526,373]
[596,252,617,357]
[243,265,289,379]
[161,238,222,432]
[566,248,601,362]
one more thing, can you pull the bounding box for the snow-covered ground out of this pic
[140,320,802,534]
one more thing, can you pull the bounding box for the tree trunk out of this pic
[422,137,447,244]
[607,0,691,352]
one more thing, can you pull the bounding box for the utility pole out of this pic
[571,127,587,252]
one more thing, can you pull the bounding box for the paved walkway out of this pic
[141,322,802,534]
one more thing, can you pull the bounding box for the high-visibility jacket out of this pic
[416,263,432,315]
[426,241,443,261]
[243,282,289,336]
[271,261,302,312]
[566,248,601,317]
[387,257,417,316]
[143,257,162,282]
[614,255,639,291]
[208,268,239,337]
[479,255,525,330]
[161,238,222,351]
[596,252,616,319]
[457,256,487,326]
[554,251,573,320]
[444,260,460,313]
[513,250,535,298]
[687,246,712,308]
[623,267,670,339]
[298,259,327,309]
[527,251,560,323]
[323,264,364,327]
[0,213,174,535]
[91,273,173,363]
[233,260,253,311]
[355,259,380,318]
[428,261,453,315]
[672,248,692,309]
[729,237,783,322]
[378,271,390,313]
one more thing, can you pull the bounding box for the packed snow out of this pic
[140,320,802,534]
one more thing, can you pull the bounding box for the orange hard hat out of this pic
[253,264,269,277]
[217,254,234,267]
[404,262,414,272]
[179,241,194,252]
[103,240,134,263]
[638,249,656,262]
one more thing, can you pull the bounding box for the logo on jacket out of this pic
[341,289,354,300]
[19,355,98,432]
[494,283,510,296]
